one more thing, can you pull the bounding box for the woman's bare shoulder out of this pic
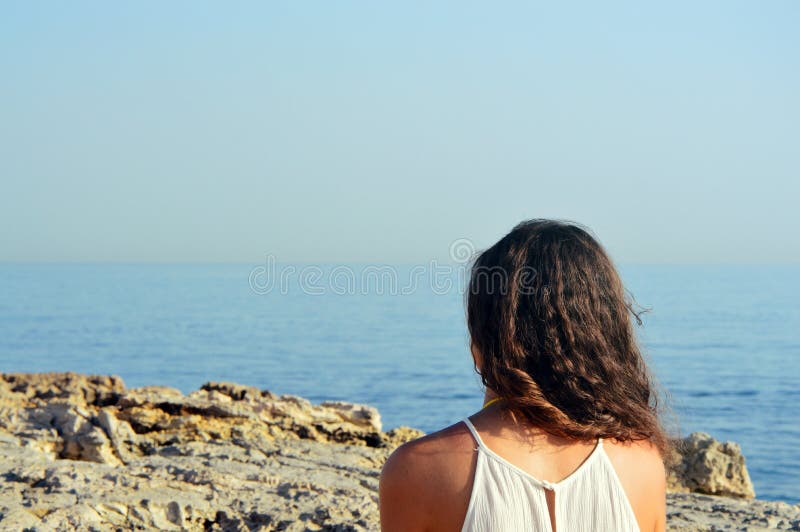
[603,437,666,479]
[603,438,667,532]
[379,421,477,532]
[381,419,475,488]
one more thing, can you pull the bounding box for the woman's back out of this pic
[460,413,660,532]
[380,407,666,531]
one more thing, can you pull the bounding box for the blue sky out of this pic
[1,1,798,263]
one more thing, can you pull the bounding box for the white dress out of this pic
[460,417,640,532]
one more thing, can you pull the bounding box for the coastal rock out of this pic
[320,400,382,432]
[668,432,756,499]
[382,426,426,448]
[667,493,800,531]
[0,372,791,531]
[0,373,388,463]
[0,372,124,407]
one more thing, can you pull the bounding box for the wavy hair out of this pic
[467,219,668,454]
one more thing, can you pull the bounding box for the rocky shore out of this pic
[0,373,797,531]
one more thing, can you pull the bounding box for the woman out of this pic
[380,219,667,531]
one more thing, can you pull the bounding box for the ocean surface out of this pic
[1,263,798,503]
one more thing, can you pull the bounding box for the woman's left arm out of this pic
[379,443,430,532]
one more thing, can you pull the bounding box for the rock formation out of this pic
[0,373,796,531]
[667,432,756,499]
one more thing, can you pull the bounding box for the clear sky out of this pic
[1,2,798,263]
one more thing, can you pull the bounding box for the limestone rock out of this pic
[668,432,756,499]
[667,493,800,531]
[0,372,124,406]
[382,426,426,448]
[0,373,395,466]
[321,400,382,432]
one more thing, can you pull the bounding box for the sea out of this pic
[0,263,797,503]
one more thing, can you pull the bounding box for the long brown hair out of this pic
[467,219,668,454]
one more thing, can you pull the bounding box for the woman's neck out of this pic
[483,389,500,405]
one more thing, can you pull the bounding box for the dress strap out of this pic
[462,417,487,450]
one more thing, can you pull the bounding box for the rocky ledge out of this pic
[0,373,797,531]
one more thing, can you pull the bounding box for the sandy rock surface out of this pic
[0,373,797,531]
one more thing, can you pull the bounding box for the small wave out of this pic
[649,342,743,351]
[687,389,759,398]
[450,393,476,400]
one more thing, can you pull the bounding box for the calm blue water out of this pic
[0,263,797,503]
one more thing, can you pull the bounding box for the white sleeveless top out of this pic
[461,417,640,532]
